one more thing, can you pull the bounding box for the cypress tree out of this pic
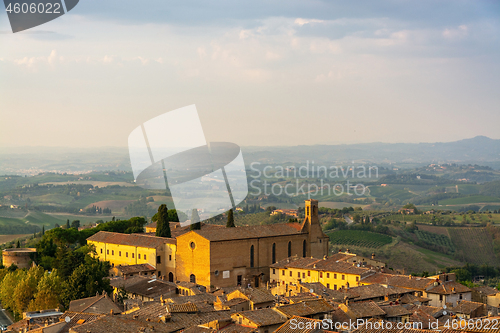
[16,240,20,248]
[155,204,171,238]
[66,219,70,229]
[226,209,235,228]
[190,209,201,230]
[42,225,45,235]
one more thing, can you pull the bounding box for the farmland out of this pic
[447,227,498,266]
[326,230,393,248]
[415,230,455,252]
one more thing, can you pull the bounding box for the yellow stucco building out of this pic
[87,231,176,281]
[270,255,374,291]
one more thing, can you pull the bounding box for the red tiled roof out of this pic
[234,308,287,327]
[190,223,304,242]
[87,231,175,248]
[116,263,156,275]
[271,255,372,276]
[426,281,471,295]
[361,273,436,291]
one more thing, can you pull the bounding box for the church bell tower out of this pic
[301,199,329,259]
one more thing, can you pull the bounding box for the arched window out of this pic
[190,274,196,284]
[250,245,254,268]
[168,272,174,282]
[288,241,292,257]
[272,243,276,264]
[303,240,307,258]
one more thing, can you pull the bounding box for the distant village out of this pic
[2,199,499,333]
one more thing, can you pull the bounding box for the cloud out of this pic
[443,25,468,39]
[294,18,324,26]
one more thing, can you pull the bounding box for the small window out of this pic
[214,270,219,276]
[308,271,310,277]
[282,270,285,276]
[144,254,147,260]
[112,250,114,255]
[126,252,128,258]
[297,272,300,278]
[342,275,345,280]
[158,271,161,277]
[169,255,172,261]
[100,249,103,254]
[119,251,121,257]
[132,253,134,258]
[334,285,337,290]
[273,269,275,274]
[289,271,292,277]
[320,272,323,278]
[439,295,443,301]
[356,276,359,282]
[327,283,330,288]
[459,294,463,300]
[302,273,305,278]
[138,254,141,259]
[190,242,196,249]
[107,249,109,255]
[327,273,330,278]
[157,256,161,264]
[334,274,337,279]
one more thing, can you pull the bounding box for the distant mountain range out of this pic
[242,136,500,166]
[1,136,500,174]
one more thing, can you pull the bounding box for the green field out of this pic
[457,184,482,195]
[327,230,393,248]
[368,186,415,201]
[439,195,500,205]
[318,202,366,209]
[234,212,271,226]
[415,230,455,251]
[0,210,124,234]
[447,227,498,266]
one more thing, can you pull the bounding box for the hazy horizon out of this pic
[0,134,496,151]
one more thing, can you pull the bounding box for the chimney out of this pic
[338,249,342,253]
[110,309,114,315]
[346,249,350,254]
[371,253,375,260]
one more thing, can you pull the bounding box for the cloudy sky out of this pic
[1,0,499,148]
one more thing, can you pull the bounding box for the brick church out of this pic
[175,199,329,288]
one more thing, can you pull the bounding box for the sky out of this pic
[1,0,499,148]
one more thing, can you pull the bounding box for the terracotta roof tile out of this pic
[426,281,471,295]
[343,301,386,318]
[190,223,303,242]
[472,286,498,296]
[380,304,411,317]
[275,316,336,333]
[271,255,373,276]
[116,263,156,275]
[109,276,177,299]
[234,308,287,327]
[69,294,122,314]
[87,231,175,248]
[361,273,436,291]
[348,284,414,301]
[166,302,198,313]
[450,300,485,315]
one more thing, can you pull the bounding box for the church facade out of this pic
[175,199,329,288]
